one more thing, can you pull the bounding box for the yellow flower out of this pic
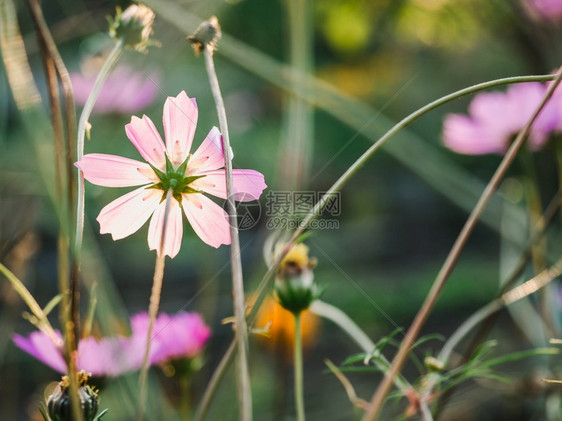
[274,243,319,314]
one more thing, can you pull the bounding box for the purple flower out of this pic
[71,65,159,114]
[443,82,561,155]
[12,330,66,373]
[525,0,562,20]
[131,311,210,364]
[12,311,210,376]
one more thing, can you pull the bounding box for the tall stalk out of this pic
[201,28,253,420]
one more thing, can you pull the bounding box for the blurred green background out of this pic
[1,0,561,419]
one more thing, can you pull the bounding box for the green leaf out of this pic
[94,409,109,420]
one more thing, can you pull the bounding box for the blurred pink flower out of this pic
[12,311,210,376]
[71,65,159,114]
[12,330,142,377]
[443,82,560,155]
[131,311,211,364]
[525,0,562,20]
[75,91,267,258]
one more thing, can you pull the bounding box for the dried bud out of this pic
[187,16,221,55]
[109,4,156,53]
[274,243,320,314]
[46,371,99,421]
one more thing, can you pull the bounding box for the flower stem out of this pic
[194,339,237,421]
[362,65,562,421]
[25,2,82,419]
[75,39,124,257]
[293,312,305,421]
[137,190,172,420]
[203,42,252,420]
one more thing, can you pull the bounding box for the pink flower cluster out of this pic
[12,311,210,377]
[443,82,561,155]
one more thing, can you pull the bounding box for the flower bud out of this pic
[46,371,99,421]
[424,356,444,373]
[109,5,156,52]
[274,243,320,314]
[187,16,221,55]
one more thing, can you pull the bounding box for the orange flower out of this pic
[253,294,320,360]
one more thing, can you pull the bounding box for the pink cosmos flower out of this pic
[71,65,159,114]
[12,311,211,376]
[131,311,211,364]
[75,91,267,258]
[12,330,142,377]
[443,82,560,155]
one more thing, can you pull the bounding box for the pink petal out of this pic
[75,153,156,187]
[507,82,557,149]
[188,127,225,173]
[125,115,166,169]
[443,114,506,155]
[528,0,562,19]
[147,198,184,258]
[163,91,198,165]
[182,194,231,248]
[191,169,266,202]
[97,187,161,240]
[77,337,116,376]
[12,331,66,373]
[150,312,210,363]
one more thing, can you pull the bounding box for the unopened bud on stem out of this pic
[187,16,221,55]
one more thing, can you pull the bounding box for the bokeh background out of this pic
[1,0,561,419]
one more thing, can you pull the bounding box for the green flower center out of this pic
[148,154,205,204]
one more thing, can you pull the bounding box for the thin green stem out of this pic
[137,190,172,420]
[194,339,236,421]
[75,40,124,256]
[204,43,252,420]
[180,373,191,419]
[293,312,305,421]
[363,65,562,421]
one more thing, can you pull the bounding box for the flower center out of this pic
[148,154,205,204]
